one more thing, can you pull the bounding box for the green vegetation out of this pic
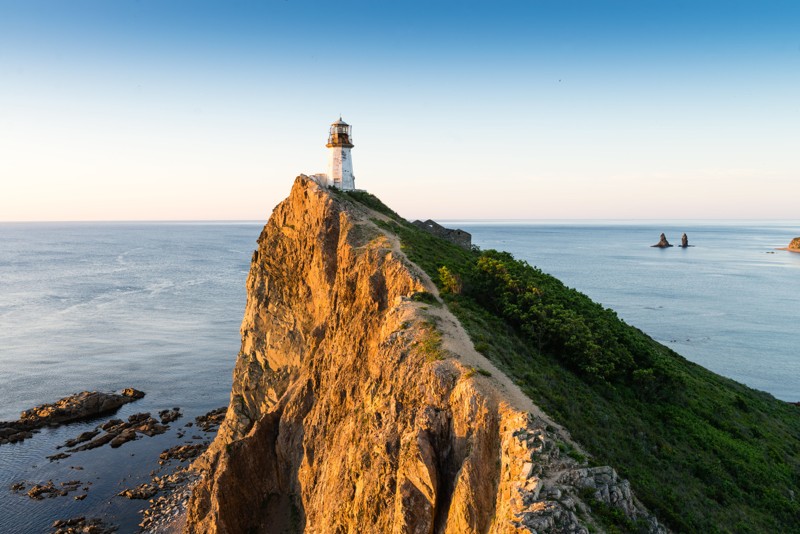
[464,366,492,379]
[346,193,800,533]
[418,319,446,362]
[438,265,463,295]
[410,291,439,306]
[342,190,404,221]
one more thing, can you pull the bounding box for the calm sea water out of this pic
[0,222,257,533]
[0,220,798,532]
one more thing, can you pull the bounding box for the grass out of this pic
[410,291,439,305]
[345,192,800,534]
[417,319,446,362]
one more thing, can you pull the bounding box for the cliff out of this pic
[185,176,665,533]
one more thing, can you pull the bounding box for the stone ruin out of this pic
[412,219,472,249]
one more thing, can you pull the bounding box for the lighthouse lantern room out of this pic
[326,117,356,190]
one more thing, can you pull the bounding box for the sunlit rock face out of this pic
[185,176,666,534]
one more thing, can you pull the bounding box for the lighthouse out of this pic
[326,117,356,190]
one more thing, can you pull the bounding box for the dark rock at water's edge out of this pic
[121,407,224,531]
[48,411,175,460]
[651,233,673,248]
[0,389,145,446]
[679,233,692,248]
[193,406,226,432]
[51,516,118,534]
[159,407,182,424]
[412,219,472,249]
[12,479,86,501]
[121,388,145,399]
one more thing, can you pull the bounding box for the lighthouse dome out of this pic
[327,117,354,148]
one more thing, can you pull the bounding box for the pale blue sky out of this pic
[1,1,798,221]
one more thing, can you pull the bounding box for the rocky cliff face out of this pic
[185,176,666,533]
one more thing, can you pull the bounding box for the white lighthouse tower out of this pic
[326,117,356,190]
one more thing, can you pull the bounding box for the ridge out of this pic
[184,176,666,533]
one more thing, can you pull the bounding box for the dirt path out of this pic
[367,213,589,455]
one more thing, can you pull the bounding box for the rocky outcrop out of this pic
[51,517,118,534]
[784,237,800,252]
[185,176,665,533]
[680,233,689,248]
[413,219,472,249]
[12,479,85,500]
[651,233,672,248]
[0,389,145,445]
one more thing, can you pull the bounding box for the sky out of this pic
[1,0,798,221]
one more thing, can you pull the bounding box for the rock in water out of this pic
[0,390,145,446]
[184,175,666,533]
[680,233,689,248]
[51,517,117,534]
[786,237,800,252]
[122,388,146,399]
[651,233,673,248]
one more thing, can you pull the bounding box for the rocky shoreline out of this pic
[4,391,226,533]
[0,389,145,446]
[49,409,181,461]
[133,407,225,532]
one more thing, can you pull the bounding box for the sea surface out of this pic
[0,220,799,532]
[0,222,258,533]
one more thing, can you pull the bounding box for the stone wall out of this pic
[412,219,472,249]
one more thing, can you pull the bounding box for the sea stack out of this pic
[651,233,672,248]
[680,233,689,248]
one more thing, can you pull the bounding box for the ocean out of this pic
[0,220,798,532]
[0,222,257,533]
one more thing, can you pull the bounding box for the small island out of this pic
[780,237,800,253]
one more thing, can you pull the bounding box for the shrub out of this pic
[438,265,463,295]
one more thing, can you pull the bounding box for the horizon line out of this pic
[1,218,799,224]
